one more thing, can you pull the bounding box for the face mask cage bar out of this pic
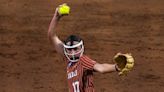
[64,41,84,62]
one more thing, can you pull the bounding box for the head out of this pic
[64,35,84,62]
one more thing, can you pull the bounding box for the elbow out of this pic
[98,69,105,74]
[47,30,51,38]
[47,32,52,41]
[94,65,106,74]
[48,29,52,37]
[47,30,54,41]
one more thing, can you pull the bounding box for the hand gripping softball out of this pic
[58,3,70,15]
[114,53,134,76]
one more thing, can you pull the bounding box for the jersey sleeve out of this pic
[81,55,96,70]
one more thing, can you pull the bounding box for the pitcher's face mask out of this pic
[64,40,84,62]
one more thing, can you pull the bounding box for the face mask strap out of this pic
[64,41,83,48]
[64,46,84,55]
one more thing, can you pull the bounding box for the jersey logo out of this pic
[68,70,77,79]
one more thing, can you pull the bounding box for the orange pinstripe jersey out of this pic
[66,55,96,92]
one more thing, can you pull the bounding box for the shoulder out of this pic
[80,55,90,60]
[80,55,96,63]
[80,55,97,70]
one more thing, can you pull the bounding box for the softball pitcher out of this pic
[48,4,134,92]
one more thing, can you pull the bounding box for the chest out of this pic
[67,62,83,80]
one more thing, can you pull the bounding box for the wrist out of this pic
[54,9,62,21]
[115,64,120,72]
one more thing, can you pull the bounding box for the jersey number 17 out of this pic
[72,81,80,92]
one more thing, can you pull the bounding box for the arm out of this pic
[48,8,64,55]
[93,63,118,73]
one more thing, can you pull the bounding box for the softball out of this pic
[58,4,70,15]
